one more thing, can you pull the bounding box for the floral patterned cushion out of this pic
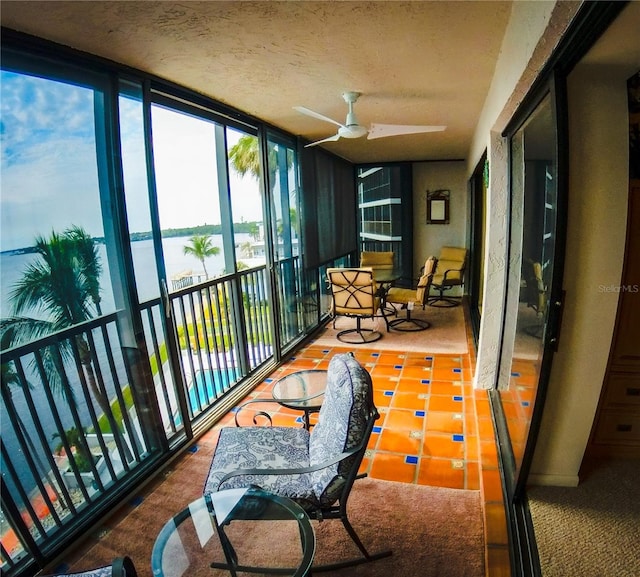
[308,353,371,505]
[203,426,317,505]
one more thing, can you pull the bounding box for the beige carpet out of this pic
[313,304,468,354]
[69,434,484,576]
[528,458,640,577]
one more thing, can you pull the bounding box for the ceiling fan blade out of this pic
[304,134,341,148]
[294,106,346,129]
[367,123,447,140]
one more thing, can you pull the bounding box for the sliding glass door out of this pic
[491,83,567,575]
[266,132,305,349]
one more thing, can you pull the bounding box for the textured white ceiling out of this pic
[1,1,513,163]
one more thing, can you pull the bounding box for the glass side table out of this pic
[152,486,315,577]
[272,370,327,430]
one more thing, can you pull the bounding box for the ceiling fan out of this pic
[294,91,446,148]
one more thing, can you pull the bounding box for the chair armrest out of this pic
[440,267,463,282]
[216,445,362,491]
[234,398,282,427]
[234,390,325,427]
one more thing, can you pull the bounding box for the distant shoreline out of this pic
[1,221,261,256]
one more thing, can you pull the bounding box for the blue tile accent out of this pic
[373,426,382,434]
[415,410,425,417]
[405,455,419,465]
[453,395,463,402]
[231,406,240,413]
[265,378,273,383]
[452,434,464,442]
[371,352,380,357]
[295,416,304,423]
[394,365,403,369]
[384,390,394,396]
[322,349,330,353]
[511,372,521,377]
[425,356,433,360]
[188,445,198,453]
[129,495,144,507]
[453,368,462,373]
[522,401,530,407]
[421,379,431,384]
[53,564,70,574]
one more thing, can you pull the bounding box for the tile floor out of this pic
[214,332,511,576]
[230,346,479,490]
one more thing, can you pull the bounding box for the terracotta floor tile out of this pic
[425,411,464,434]
[482,468,504,502]
[428,394,465,412]
[370,452,417,483]
[401,365,433,379]
[373,390,394,408]
[477,416,495,440]
[429,380,464,395]
[370,364,404,377]
[390,391,428,411]
[485,502,509,545]
[431,367,464,381]
[371,376,401,391]
[375,351,407,365]
[466,461,481,490]
[466,435,480,461]
[297,347,331,359]
[422,431,466,459]
[377,428,423,454]
[480,439,499,468]
[417,457,465,488]
[395,378,431,394]
[403,354,434,367]
[384,408,427,431]
[432,356,463,369]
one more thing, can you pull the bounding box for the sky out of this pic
[0,70,263,252]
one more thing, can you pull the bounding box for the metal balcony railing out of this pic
[0,263,279,575]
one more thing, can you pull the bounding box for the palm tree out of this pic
[228,134,261,179]
[183,234,219,279]
[5,226,110,414]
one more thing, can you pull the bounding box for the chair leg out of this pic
[427,285,461,307]
[388,303,430,331]
[336,317,382,344]
[310,511,393,572]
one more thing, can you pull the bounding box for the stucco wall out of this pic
[468,0,579,175]
[411,161,468,284]
[529,44,633,487]
[470,1,580,393]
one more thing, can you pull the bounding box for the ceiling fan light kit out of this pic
[295,90,446,148]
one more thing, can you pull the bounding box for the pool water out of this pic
[189,367,239,409]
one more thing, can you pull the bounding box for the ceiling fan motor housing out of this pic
[339,124,368,139]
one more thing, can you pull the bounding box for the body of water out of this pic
[1,234,257,318]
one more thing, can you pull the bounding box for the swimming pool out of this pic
[188,367,239,410]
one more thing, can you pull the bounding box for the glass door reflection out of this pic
[499,93,559,482]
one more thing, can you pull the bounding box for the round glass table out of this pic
[151,486,315,577]
[271,370,327,430]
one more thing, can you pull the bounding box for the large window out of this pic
[0,59,163,570]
